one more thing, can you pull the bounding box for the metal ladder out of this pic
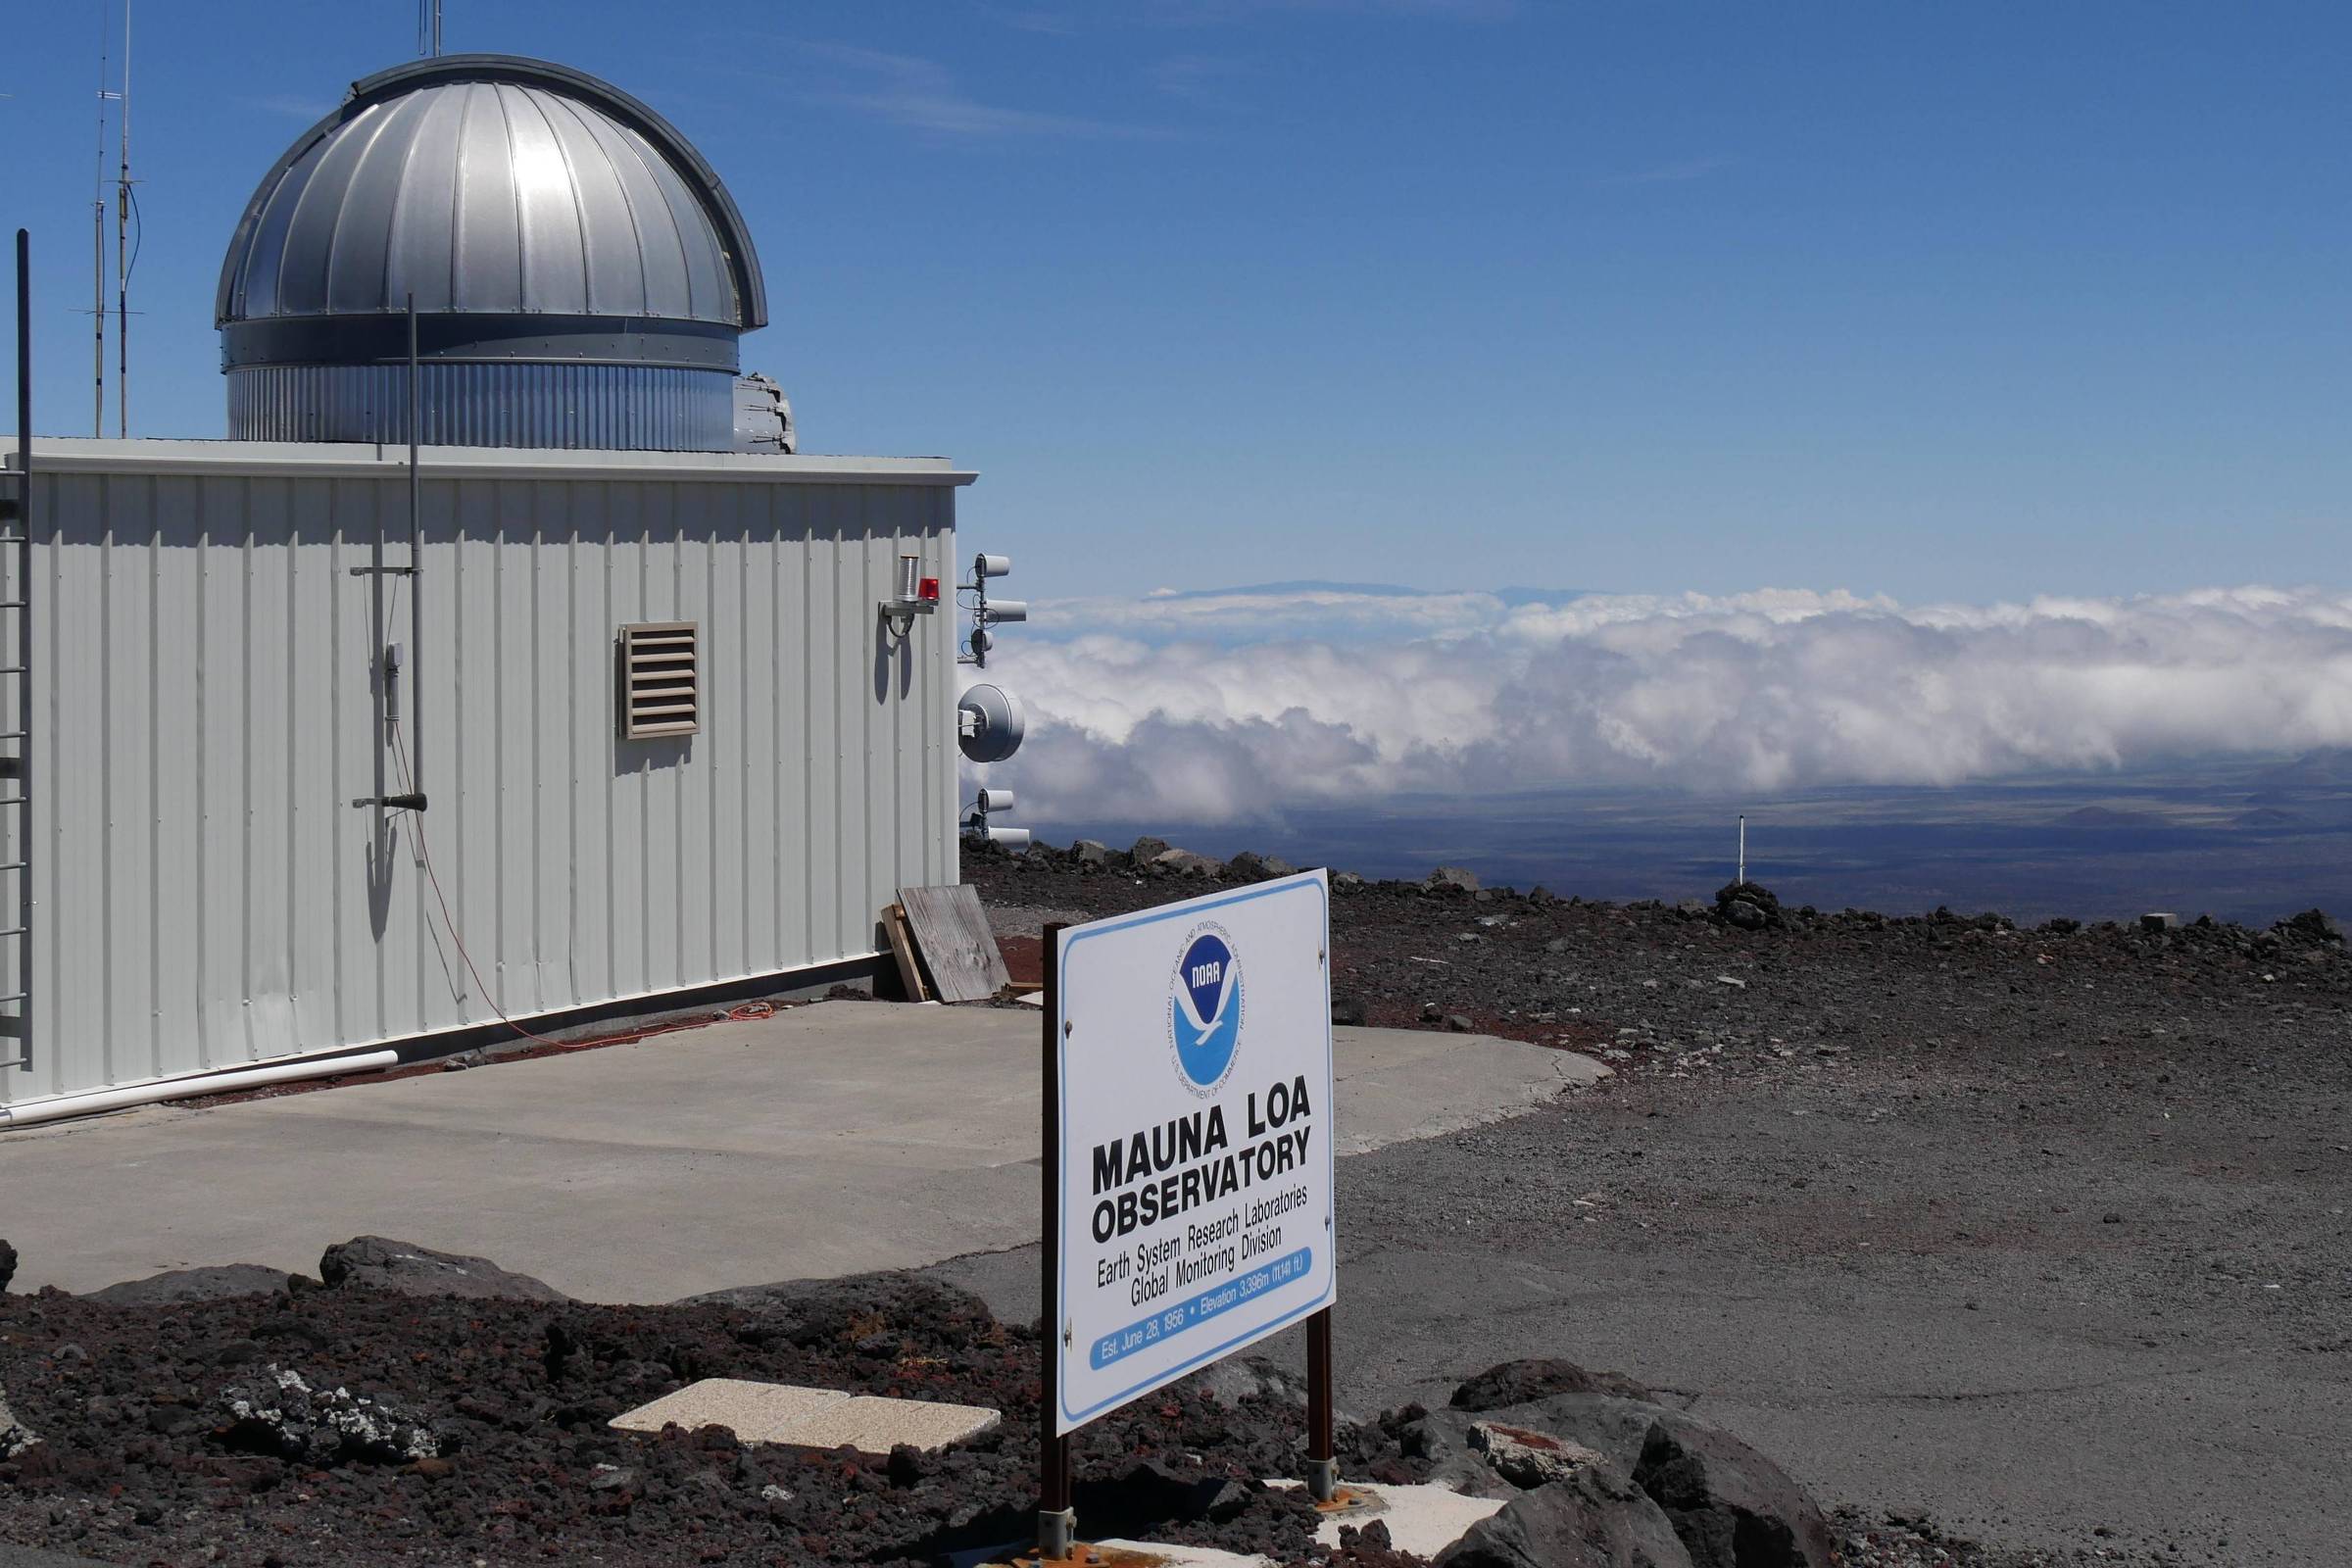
[5,228,32,1072]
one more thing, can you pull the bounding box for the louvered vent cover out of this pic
[618,622,700,739]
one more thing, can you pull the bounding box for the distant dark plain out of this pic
[1032,751,2352,927]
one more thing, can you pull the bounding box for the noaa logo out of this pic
[1168,924,1242,1096]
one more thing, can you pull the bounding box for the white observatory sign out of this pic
[1048,870,1336,1433]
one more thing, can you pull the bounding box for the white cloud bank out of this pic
[970,586,2352,825]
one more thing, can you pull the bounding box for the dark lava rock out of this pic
[318,1236,568,1301]
[1153,848,1224,878]
[1435,1469,1693,1568]
[1451,1357,1656,1411]
[0,1261,1408,1568]
[1331,994,1369,1027]
[1187,1354,1309,1411]
[0,1390,36,1458]
[1635,1419,1835,1568]
[1714,881,1784,933]
[1071,839,1111,866]
[2278,908,2344,944]
[1131,836,1171,862]
[0,1238,15,1293]
[213,1363,442,1465]
[86,1264,296,1305]
[1428,865,1483,893]
[677,1271,1001,1349]
[1418,1361,1834,1568]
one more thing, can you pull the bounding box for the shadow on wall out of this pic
[874,614,917,705]
[616,735,693,774]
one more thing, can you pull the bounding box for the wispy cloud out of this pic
[971,585,2352,825]
[989,0,1517,32]
[1162,0,1521,19]
[978,5,1084,34]
[798,42,1153,138]
[1151,54,1255,110]
[1599,156,1735,187]
[237,94,333,121]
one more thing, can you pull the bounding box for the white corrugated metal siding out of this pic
[1,440,966,1110]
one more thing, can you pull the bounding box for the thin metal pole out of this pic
[114,1,129,440]
[1738,814,1745,886]
[14,229,33,1073]
[365,340,389,828]
[91,203,104,436]
[1038,920,1073,1560]
[407,297,424,805]
[1307,1308,1337,1502]
[93,8,109,435]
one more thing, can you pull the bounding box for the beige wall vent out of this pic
[617,622,700,739]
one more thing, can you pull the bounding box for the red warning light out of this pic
[918,577,942,603]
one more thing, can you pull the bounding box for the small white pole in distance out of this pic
[1738,814,1745,887]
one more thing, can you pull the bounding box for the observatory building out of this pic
[0,56,983,1125]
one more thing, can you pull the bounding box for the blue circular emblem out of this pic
[1169,926,1242,1095]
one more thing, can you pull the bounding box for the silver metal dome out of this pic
[218,55,771,452]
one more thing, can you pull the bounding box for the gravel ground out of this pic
[965,840,2352,1566]
[0,1273,1422,1567]
[2,839,2341,1567]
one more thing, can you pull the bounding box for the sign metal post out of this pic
[1037,921,1075,1561]
[1307,1306,1337,1502]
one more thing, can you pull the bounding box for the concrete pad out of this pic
[0,1001,1581,1301]
[953,1544,1270,1568]
[1270,1481,1505,1555]
[781,1394,1001,1452]
[1331,1034,1605,1155]
[1090,1544,1270,1568]
[609,1379,848,1442]
[612,1379,1000,1452]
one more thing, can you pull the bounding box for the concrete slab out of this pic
[0,1002,1583,1302]
[611,1379,998,1452]
[782,1394,1002,1452]
[953,1544,1270,1568]
[1270,1480,1505,1555]
[609,1380,848,1443]
[1088,1544,1270,1568]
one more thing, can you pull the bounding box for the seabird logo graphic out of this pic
[1169,925,1242,1096]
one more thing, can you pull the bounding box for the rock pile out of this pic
[215,1362,444,1466]
[318,1235,569,1301]
[1417,1357,1835,1568]
[0,1388,34,1460]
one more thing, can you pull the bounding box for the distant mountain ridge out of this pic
[1146,580,1595,608]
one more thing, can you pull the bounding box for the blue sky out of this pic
[3,1,2345,604]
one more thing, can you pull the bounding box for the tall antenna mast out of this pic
[93,7,118,437]
[419,0,443,57]
[113,0,131,439]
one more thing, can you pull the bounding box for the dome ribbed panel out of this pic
[222,77,745,325]
[226,363,735,451]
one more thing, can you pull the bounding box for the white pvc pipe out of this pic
[0,1048,401,1131]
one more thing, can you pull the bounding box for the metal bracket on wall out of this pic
[351,792,428,811]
